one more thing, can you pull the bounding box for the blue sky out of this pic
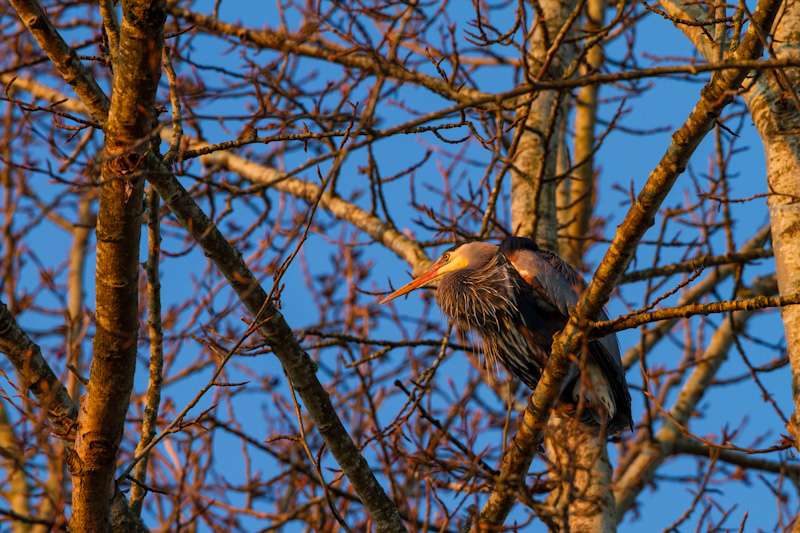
[3,0,795,531]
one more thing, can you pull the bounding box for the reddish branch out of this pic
[8,0,109,122]
[593,288,799,336]
[143,154,408,531]
[9,2,409,529]
[619,248,774,284]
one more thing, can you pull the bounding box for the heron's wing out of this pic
[498,236,585,318]
[500,237,624,360]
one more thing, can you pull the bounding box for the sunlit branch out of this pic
[0,300,77,439]
[620,225,772,369]
[674,437,800,484]
[98,0,119,62]
[594,280,790,336]
[9,0,110,122]
[129,188,165,516]
[168,5,491,105]
[180,123,468,160]
[142,152,409,531]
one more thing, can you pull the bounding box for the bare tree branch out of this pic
[9,0,109,122]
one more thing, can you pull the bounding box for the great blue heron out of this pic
[381,236,632,433]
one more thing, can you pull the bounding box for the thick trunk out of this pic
[561,0,606,266]
[510,0,577,251]
[512,91,562,249]
[743,1,800,462]
[545,417,616,532]
[69,1,165,531]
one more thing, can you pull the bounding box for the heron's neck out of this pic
[435,256,516,325]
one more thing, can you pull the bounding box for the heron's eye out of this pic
[442,252,451,262]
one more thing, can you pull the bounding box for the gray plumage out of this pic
[382,236,632,433]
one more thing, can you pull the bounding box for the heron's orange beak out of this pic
[379,261,445,304]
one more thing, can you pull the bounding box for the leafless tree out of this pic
[0,0,798,532]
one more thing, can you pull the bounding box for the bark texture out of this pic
[545,418,616,531]
[510,0,577,249]
[551,1,616,529]
[743,3,800,461]
[562,0,606,265]
[0,300,77,436]
[69,1,166,531]
[8,0,110,121]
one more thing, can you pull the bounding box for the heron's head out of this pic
[380,242,496,304]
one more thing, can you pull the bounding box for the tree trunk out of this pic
[545,417,616,532]
[744,0,800,464]
[510,2,616,531]
[68,1,165,530]
[561,0,606,267]
[510,0,577,250]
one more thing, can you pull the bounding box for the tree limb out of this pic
[9,0,110,122]
[170,132,432,275]
[593,279,792,336]
[68,0,166,530]
[0,300,77,438]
